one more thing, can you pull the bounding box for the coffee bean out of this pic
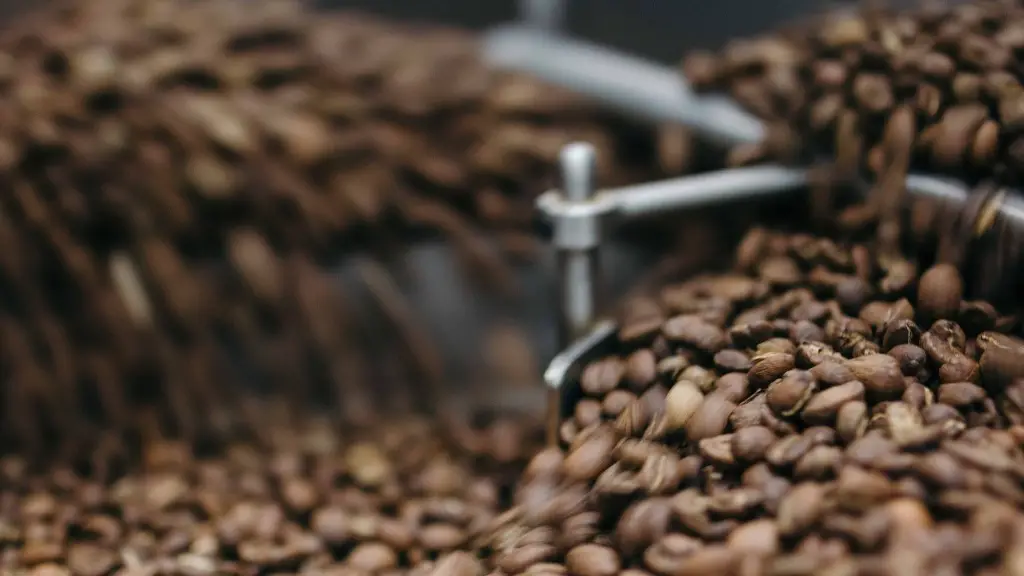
[349,543,400,572]
[685,394,736,441]
[711,373,750,404]
[846,354,906,397]
[582,359,625,396]
[625,350,658,393]
[793,445,842,479]
[662,315,727,354]
[498,544,558,575]
[937,382,987,406]
[836,466,895,512]
[765,434,814,468]
[766,370,817,416]
[563,425,617,481]
[615,498,672,557]
[777,483,827,537]
[643,534,704,575]
[565,544,620,576]
[801,380,866,425]
[889,344,928,376]
[603,390,638,418]
[664,381,704,432]
[731,426,777,463]
[913,452,967,488]
[726,519,780,556]
[575,399,604,428]
[681,366,718,393]
[749,353,796,388]
[809,361,856,387]
[698,434,735,467]
[714,349,752,373]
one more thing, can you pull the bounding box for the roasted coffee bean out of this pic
[602,390,638,418]
[664,380,705,432]
[731,426,777,463]
[625,350,659,393]
[565,544,620,576]
[684,394,736,441]
[662,315,728,354]
[846,354,906,397]
[582,359,626,397]
[919,264,965,322]
[615,498,672,558]
[801,380,866,425]
[749,353,796,388]
[563,425,617,481]
[575,399,604,428]
[714,349,752,373]
[766,370,817,416]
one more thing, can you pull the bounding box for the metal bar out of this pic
[557,143,601,345]
[536,166,981,224]
[605,165,809,218]
[549,142,603,445]
[481,25,765,146]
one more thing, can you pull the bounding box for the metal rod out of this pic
[482,25,766,147]
[537,166,981,225]
[605,165,809,218]
[549,142,602,446]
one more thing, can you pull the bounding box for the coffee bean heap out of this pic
[482,227,1024,576]
[685,0,1018,176]
[0,0,659,462]
[680,0,1024,243]
[0,407,545,575]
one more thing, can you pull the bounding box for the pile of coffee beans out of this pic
[684,0,1020,181]
[0,0,664,461]
[0,407,545,575]
[482,226,1024,575]
[677,0,1024,298]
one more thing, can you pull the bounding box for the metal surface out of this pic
[482,25,765,146]
[555,143,602,347]
[545,143,603,444]
[538,163,1001,233]
[543,319,618,432]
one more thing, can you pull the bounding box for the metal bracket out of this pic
[542,319,618,445]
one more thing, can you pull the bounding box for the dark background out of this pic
[318,0,850,63]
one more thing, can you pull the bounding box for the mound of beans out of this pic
[481,227,1024,576]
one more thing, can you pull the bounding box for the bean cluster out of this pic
[0,409,544,575]
[483,226,1024,576]
[678,0,1024,279]
[0,0,660,463]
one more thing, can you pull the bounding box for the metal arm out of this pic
[481,25,765,146]
[538,164,987,228]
